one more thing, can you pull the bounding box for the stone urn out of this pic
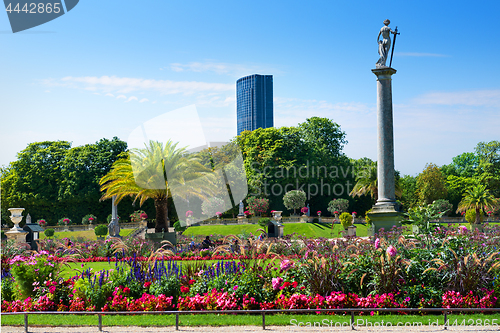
[6,208,28,243]
[272,211,283,223]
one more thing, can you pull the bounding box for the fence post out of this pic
[98,314,102,331]
[262,312,266,330]
[444,311,448,330]
[176,313,179,330]
[24,313,28,333]
[351,311,355,330]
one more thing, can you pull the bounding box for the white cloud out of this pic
[169,61,278,77]
[395,52,449,57]
[415,89,500,107]
[116,95,126,100]
[59,76,235,95]
[139,98,149,103]
[126,96,138,102]
[105,93,115,97]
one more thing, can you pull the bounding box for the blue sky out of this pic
[1,0,499,176]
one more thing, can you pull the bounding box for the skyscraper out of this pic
[236,74,273,135]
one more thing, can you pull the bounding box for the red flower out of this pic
[123,287,131,294]
[292,281,298,288]
[143,282,152,289]
[180,286,190,293]
[188,279,195,285]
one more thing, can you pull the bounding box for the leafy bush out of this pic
[201,197,226,217]
[10,255,60,299]
[327,198,349,214]
[465,209,484,224]
[94,225,108,237]
[431,199,453,216]
[173,221,187,232]
[339,212,353,229]
[283,190,306,214]
[44,229,55,238]
[57,217,71,226]
[246,196,270,216]
[365,208,373,225]
[81,214,96,225]
[130,210,148,222]
[258,217,271,229]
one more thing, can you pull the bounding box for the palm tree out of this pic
[456,184,499,224]
[350,163,378,200]
[99,140,216,232]
[350,162,402,201]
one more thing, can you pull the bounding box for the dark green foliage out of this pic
[173,220,187,232]
[94,225,108,237]
[44,228,55,238]
[258,217,271,228]
[236,118,351,216]
[0,138,149,226]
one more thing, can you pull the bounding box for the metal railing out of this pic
[3,307,500,332]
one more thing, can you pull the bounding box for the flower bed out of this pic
[2,224,500,312]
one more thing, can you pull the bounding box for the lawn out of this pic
[2,313,499,327]
[183,222,368,238]
[40,228,135,241]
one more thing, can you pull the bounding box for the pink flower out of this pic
[458,225,468,234]
[140,213,148,219]
[272,277,283,290]
[374,238,380,249]
[386,245,397,257]
[233,285,238,291]
[317,211,321,216]
[216,212,222,217]
[301,207,309,214]
[186,211,193,217]
[280,259,294,272]
[88,217,94,221]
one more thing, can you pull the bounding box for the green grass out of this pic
[183,222,368,238]
[2,313,499,327]
[40,229,135,241]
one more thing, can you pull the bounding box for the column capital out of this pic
[372,67,397,80]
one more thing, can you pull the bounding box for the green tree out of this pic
[237,118,350,215]
[456,184,499,225]
[349,161,402,202]
[283,190,306,215]
[350,161,378,200]
[441,152,479,178]
[416,163,448,205]
[399,175,418,210]
[0,138,129,225]
[99,140,215,232]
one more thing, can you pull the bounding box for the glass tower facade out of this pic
[236,74,273,135]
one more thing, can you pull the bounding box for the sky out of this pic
[1,0,499,176]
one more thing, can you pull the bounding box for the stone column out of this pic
[368,67,402,234]
[372,67,397,211]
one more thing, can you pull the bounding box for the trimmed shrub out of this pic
[339,212,353,229]
[44,229,55,238]
[94,225,108,237]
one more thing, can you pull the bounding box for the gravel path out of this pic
[2,325,500,333]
